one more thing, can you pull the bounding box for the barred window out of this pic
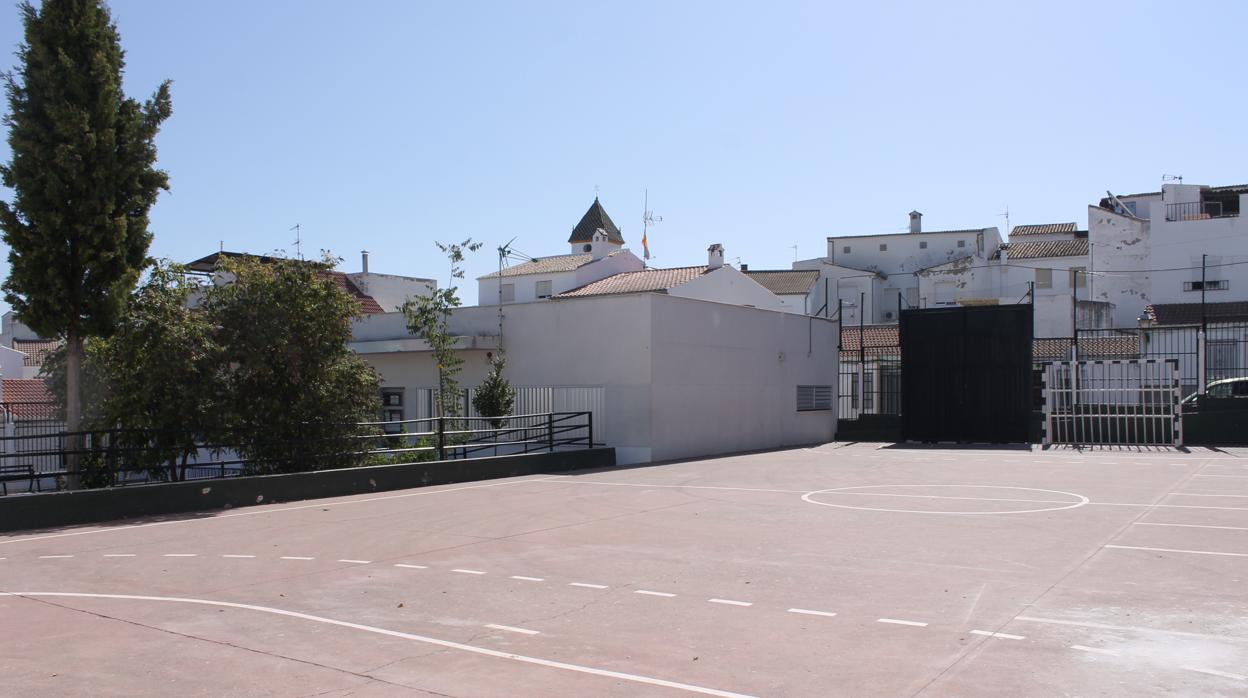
[797,385,833,411]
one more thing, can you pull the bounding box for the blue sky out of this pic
[2,1,1246,306]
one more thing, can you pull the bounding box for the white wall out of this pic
[0,312,39,345]
[1088,205,1153,327]
[793,259,878,324]
[352,294,838,465]
[827,228,999,275]
[347,272,436,312]
[0,346,26,381]
[476,250,645,306]
[1146,193,1248,309]
[668,266,786,311]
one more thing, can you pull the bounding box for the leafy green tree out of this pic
[403,239,482,420]
[472,351,515,429]
[0,0,172,487]
[206,254,380,474]
[42,261,219,481]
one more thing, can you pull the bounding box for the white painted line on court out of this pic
[569,582,608,589]
[337,559,371,564]
[452,568,486,575]
[1104,544,1248,558]
[394,563,427,569]
[511,575,544,582]
[102,553,136,557]
[635,590,676,597]
[543,478,805,495]
[163,553,197,557]
[0,476,561,547]
[0,592,756,698]
[280,556,314,561]
[787,608,836,618]
[222,554,256,558]
[1181,665,1247,681]
[1134,522,1248,531]
[1016,616,1224,640]
[38,555,73,559]
[878,618,927,627]
[708,598,752,607]
[970,630,1024,640]
[1092,502,1248,512]
[486,623,541,636]
[1071,644,1120,656]
[1168,492,1248,498]
[1193,474,1248,479]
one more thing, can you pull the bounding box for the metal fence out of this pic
[1042,359,1182,446]
[839,349,902,420]
[0,410,594,496]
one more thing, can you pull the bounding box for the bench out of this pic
[0,464,41,495]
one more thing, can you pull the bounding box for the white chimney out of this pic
[999,244,1008,264]
[707,243,724,270]
[909,211,922,234]
[361,250,370,274]
[591,228,609,260]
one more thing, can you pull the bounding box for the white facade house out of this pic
[1092,183,1248,327]
[477,198,646,305]
[351,294,838,464]
[795,212,1002,325]
[740,269,821,315]
[0,312,59,379]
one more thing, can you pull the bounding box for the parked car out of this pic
[1181,377,1248,407]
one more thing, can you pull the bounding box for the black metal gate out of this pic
[900,305,1033,443]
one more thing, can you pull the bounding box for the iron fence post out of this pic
[587,411,594,448]
[107,430,117,487]
[547,413,554,452]
[437,416,446,461]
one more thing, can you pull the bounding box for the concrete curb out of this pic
[0,448,616,533]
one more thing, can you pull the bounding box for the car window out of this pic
[1235,382,1248,397]
[1208,384,1232,397]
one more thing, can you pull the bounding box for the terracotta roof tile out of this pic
[1146,301,1248,326]
[555,266,709,298]
[1011,222,1077,236]
[1032,337,1139,361]
[1,379,55,418]
[326,272,384,314]
[743,270,820,296]
[12,339,61,367]
[1006,239,1088,259]
[839,325,899,354]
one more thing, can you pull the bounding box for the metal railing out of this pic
[1165,200,1236,221]
[839,350,902,420]
[0,410,594,495]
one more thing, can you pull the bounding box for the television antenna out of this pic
[642,189,661,261]
[789,245,798,261]
[496,236,517,345]
[1163,173,1184,184]
[290,223,303,259]
[998,206,1010,237]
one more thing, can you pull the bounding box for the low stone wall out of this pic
[0,448,615,533]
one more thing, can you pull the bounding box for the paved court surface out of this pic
[3,443,1248,696]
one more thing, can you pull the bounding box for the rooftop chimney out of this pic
[740,263,749,271]
[909,211,922,234]
[590,228,609,260]
[707,243,725,270]
[361,250,370,273]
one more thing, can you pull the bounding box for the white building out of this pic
[794,211,1002,324]
[740,269,821,315]
[0,311,59,379]
[1091,182,1248,327]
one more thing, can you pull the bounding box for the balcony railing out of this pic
[1165,200,1238,222]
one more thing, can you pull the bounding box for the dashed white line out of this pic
[1181,665,1247,681]
[102,553,136,557]
[452,568,486,575]
[635,590,676,597]
[163,553,197,557]
[970,630,1024,640]
[510,575,544,582]
[485,623,541,636]
[878,618,927,627]
[280,556,314,561]
[708,598,752,607]
[1104,544,1248,558]
[222,554,256,558]
[1134,522,1248,531]
[569,582,608,589]
[337,559,371,564]
[787,608,836,618]
[394,563,428,569]
[1071,644,1120,656]
[38,555,73,559]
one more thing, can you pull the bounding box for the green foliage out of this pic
[472,352,515,429]
[403,239,482,419]
[205,253,381,474]
[0,0,172,340]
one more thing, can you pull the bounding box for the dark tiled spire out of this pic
[568,197,624,244]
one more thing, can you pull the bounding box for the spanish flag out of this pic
[642,229,650,260]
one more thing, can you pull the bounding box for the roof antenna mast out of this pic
[998,206,1010,237]
[497,237,517,345]
[642,189,661,263]
[290,223,303,260]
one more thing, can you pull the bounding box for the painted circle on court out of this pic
[801,484,1089,515]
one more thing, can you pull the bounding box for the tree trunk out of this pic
[64,329,83,490]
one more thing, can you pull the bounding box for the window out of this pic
[842,246,851,254]
[919,241,928,249]
[535,280,553,298]
[500,283,515,302]
[1069,267,1087,288]
[380,389,404,433]
[879,243,888,251]
[797,385,833,411]
[957,240,966,248]
[1208,340,1240,381]
[1035,268,1053,289]
[1184,280,1228,291]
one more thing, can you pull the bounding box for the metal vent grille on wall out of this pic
[797,385,833,411]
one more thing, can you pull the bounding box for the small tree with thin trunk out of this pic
[0,0,172,488]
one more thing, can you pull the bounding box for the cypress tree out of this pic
[0,0,172,487]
